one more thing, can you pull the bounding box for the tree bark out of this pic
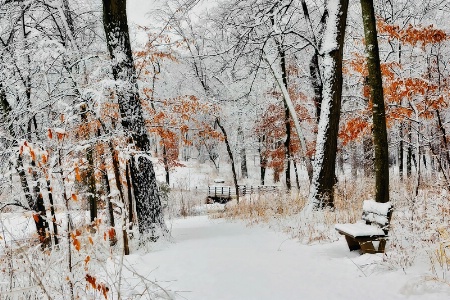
[361,0,390,203]
[307,0,349,210]
[238,126,248,179]
[110,144,130,254]
[399,123,404,179]
[79,105,98,224]
[162,143,170,185]
[280,50,292,190]
[259,136,267,185]
[407,122,413,176]
[300,0,328,120]
[216,118,239,204]
[46,178,59,246]
[102,0,165,240]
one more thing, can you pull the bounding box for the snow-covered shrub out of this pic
[0,214,171,299]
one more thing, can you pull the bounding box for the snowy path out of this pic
[131,216,446,300]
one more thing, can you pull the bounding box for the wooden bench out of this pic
[335,200,393,254]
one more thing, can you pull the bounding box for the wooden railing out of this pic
[207,185,280,198]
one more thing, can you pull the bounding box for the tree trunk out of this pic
[162,143,170,185]
[361,0,389,203]
[279,49,292,190]
[102,171,117,246]
[307,0,349,210]
[363,137,373,176]
[102,0,165,240]
[293,160,300,189]
[300,0,328,120]
[216,118,239,204]
[30,158,51,248]
[110,144,130,255]
[351,142,358,178]
[259,136,267,185]
[407,123,412,177]
[80,105,98,224]
[238,126,248,179]
[46,178,59,246]
[399,123,404,179]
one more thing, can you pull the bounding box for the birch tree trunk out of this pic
[361,0,389,203]
[307,0,349,210]
[102,0,165,241]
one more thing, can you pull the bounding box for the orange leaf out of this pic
[71,194,78,201]
[84,256,91,266]
[74,164,81,182]
[73,238,81,251]
[47,129,53,139]
[108,228,116,240]
[57,132,65,141]
[32,214,40,223]
[30,149,36,162]
[86,274,97,289]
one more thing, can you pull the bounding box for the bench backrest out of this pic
[362,200,393,233]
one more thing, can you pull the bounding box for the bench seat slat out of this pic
[335,222,386,238]
[362,200,392,215]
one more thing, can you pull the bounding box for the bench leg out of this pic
[377,239,387,253]
[359,241,376,254]
[345,236,361,251]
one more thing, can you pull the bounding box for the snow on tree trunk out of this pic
[306,0,349,211]
[102,0,166,241]
[361,0,389,203]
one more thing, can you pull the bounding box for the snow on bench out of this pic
[335,200,393,254]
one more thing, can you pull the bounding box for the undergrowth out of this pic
[208,175,450,287]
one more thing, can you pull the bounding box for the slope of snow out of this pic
[127,216,449,299]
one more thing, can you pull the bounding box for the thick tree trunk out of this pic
[129,156,164,241]
[307,0,349,210]
[361,0,389,203]
[102,0,165,240]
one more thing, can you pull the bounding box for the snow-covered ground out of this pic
[127,216,449,300]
